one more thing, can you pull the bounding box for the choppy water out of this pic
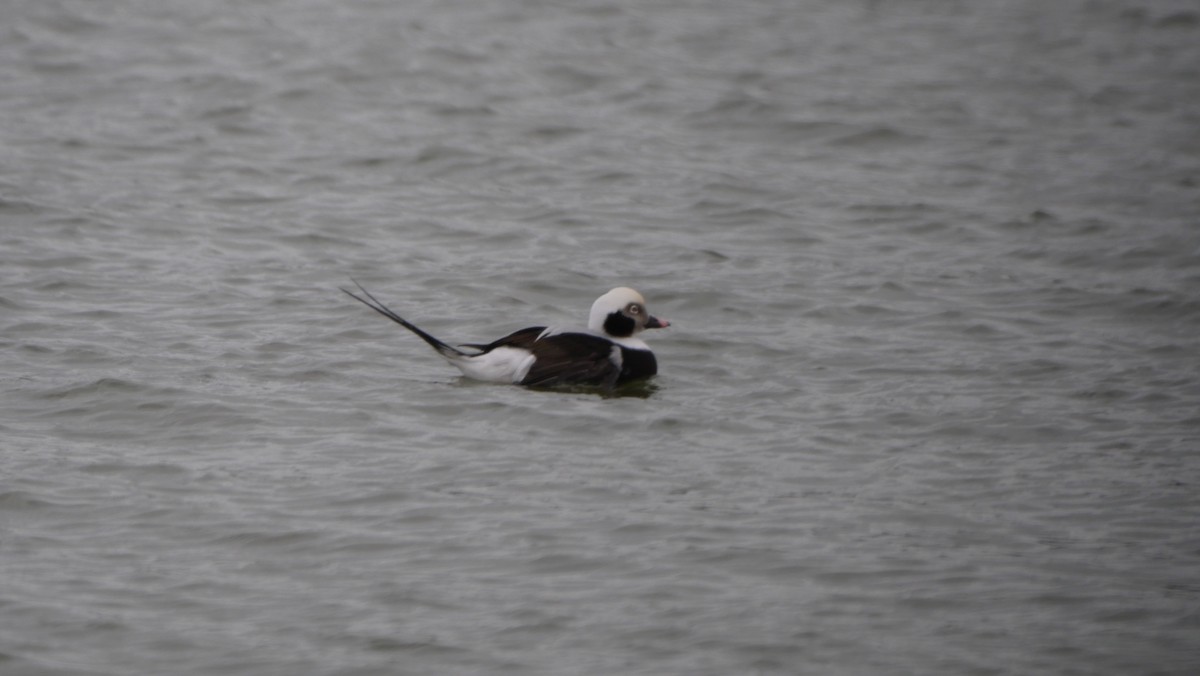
[3,1,1199,674]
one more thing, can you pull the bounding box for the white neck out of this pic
[607,335,649,350]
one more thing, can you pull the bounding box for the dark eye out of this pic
[629,304,641,314]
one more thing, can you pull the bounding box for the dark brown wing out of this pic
[459,326,546,353]
[519,332,622,389]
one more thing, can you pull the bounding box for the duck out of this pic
[342,281,669,389]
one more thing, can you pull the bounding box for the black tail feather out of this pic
[341,280,465,358]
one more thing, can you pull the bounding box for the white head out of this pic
[587,287,670,338]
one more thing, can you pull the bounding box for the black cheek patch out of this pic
[603,311,636,337]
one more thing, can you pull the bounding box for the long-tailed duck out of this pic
[342,282,668,389]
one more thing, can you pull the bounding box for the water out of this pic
[3,1,1199,674]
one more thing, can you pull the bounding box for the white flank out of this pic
[448,346,536,383]
[608,345,623,369]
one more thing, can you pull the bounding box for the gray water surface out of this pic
[3,1,1199,674]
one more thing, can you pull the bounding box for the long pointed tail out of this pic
[341,280,467,359]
